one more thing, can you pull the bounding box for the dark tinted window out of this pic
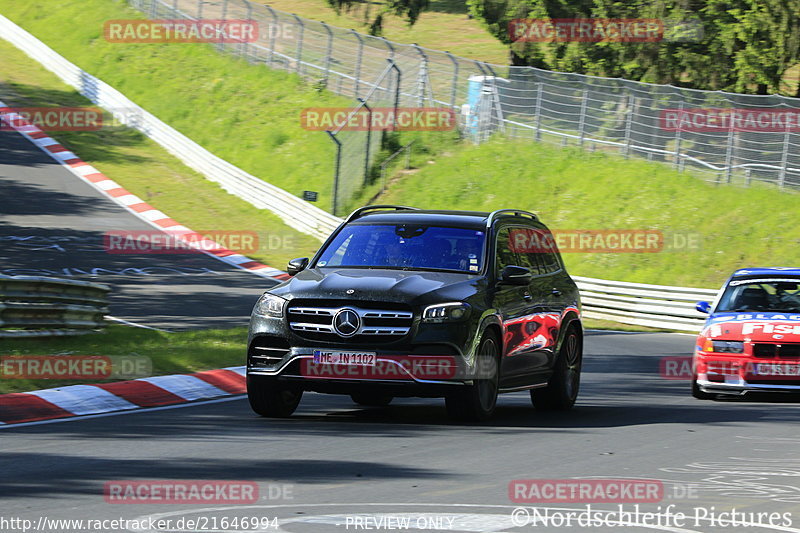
[717,278,800,312]
[506,225,562,275]
[316,224,485,273]
[494,227,517,276]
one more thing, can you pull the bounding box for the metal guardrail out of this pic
[0,15,726,334]
[0,275,111,337]
[0,13,341,242]
[129,0,800,192]
[574,276,719,333]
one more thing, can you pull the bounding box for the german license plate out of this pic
[312,350,376,366]
[755,363,800,376]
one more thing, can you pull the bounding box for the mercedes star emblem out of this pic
[333,308,360,337]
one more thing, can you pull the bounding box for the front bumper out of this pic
[247,312,482,392]
[695,353,800,395]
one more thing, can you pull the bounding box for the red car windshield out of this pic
[716,278,800,313]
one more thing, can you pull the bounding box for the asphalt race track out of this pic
[3,129,800,533]
[0,129,276,329]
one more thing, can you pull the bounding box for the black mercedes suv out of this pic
[247,205,583,420]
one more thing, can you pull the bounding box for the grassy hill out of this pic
[1,0,797,288]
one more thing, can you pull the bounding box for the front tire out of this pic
[445,332,500,421]
[531,326,582,411]
[692,379,714,400]
[247,375,302,417]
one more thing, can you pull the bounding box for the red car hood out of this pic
[702,320,800,342]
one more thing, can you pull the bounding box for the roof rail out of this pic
[486,209,538,227]
[345,205,420,223]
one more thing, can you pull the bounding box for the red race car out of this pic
[693,267,800,399]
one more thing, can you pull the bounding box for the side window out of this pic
[507,225,560,276]
[539,249,561,274]
[494,227,518,276]
[513,236,544,275]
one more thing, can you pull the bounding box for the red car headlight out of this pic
[702,339,744,353]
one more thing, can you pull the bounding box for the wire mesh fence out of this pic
[326,60,400,215]
[128,0,800,202]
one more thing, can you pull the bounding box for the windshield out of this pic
[716,278,800,312]
[315,224,485,273]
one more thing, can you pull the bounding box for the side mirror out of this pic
[696,301,711,314]
[499,265,532,286]
[287,257,309,276]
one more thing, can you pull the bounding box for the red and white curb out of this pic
[0,366,247,425]
[0,103,289,281]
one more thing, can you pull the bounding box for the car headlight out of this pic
[703,339,744,353]
[253,293,286,318]
[423,302,471,323]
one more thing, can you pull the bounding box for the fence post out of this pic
[240,2,253,60]
[173,0,179,15]
[326,131,342,216]
[197,0,203,19]
[264,5,278,66]
[292,14,304,74]
[673,100,683,169]
[321,22,333,83]
[360,99,372,186]
[779,118,791,188]
[413,44,428,106]
[534,82,543,141]
[388,59,401,126]
[351,30,364,99]
[216,0,229,51]
[724,124,735,183]
[623,93,634,158]
[490,75,505,134]
[443,52,459,111]
[150,0,159,18]
[578,89,588,146]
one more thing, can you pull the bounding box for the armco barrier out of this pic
[0,15,723,333]
[0,13,340,241]
[574,276,719,332]
[0,275,111,337]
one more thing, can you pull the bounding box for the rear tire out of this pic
[445,332,500,421]
[531,326,582,411]
[247,375,302,417]
[350,392,393,407]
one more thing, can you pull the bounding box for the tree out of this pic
[467,0,800,95]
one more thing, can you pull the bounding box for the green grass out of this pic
[2,0,798,291]
[0,38,321,268]
[0,326,247,394]
[259,0,508,64]
[0,0,354,210]
[378,137,799,288]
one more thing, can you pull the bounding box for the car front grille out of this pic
[287,302,413,342]
[753,343,800,358]
[249,336,290,368]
